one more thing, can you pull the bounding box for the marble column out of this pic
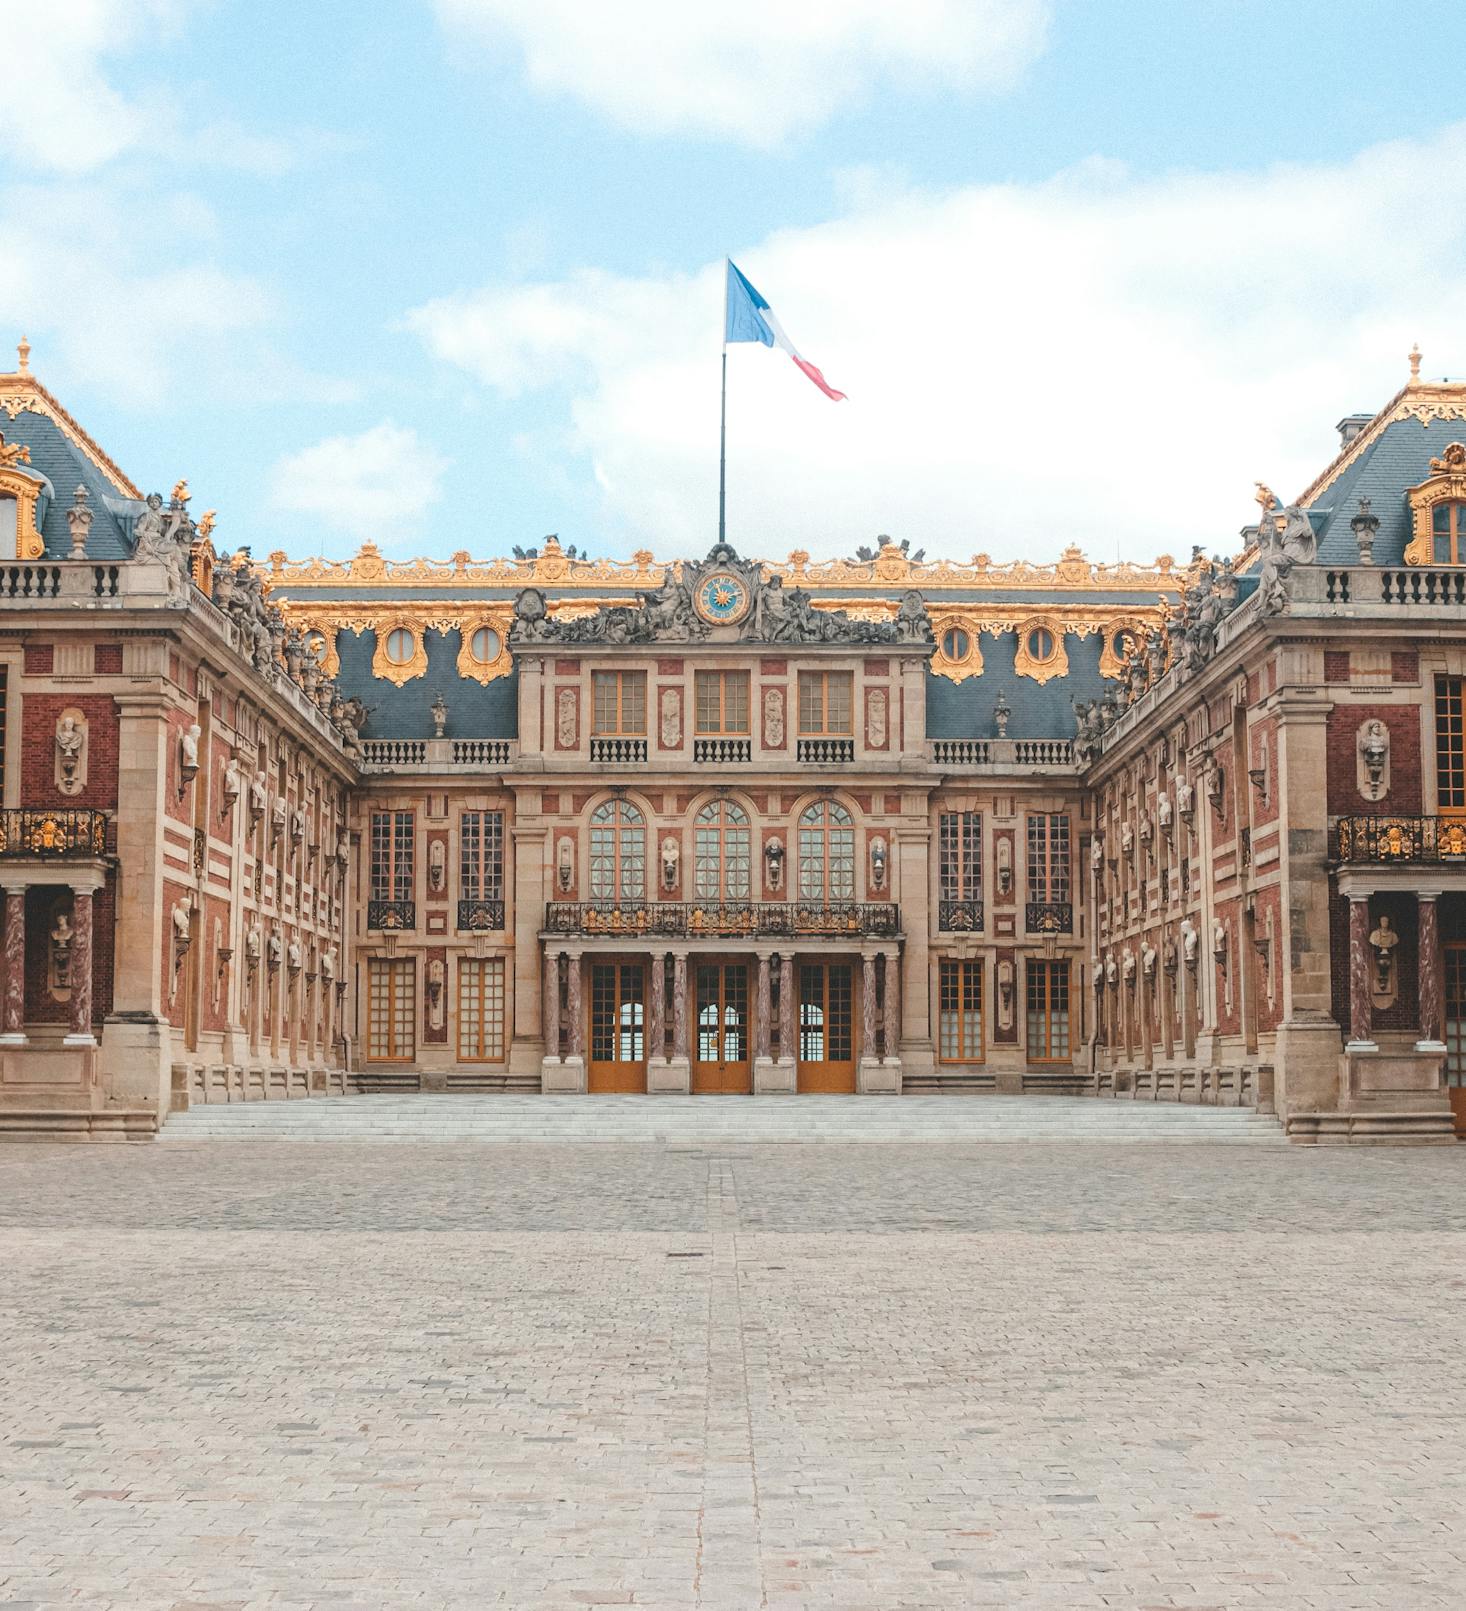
[1347,894,1374,1049]
[1,885,26,1044]
[67,889,95,1045]
[672,952,688,1060]
[543,949,561,1059]
[862,953,877,1063]
[882,950,899,1061]
[754,954,771,1060]
[647,952,665,1062]
[566,952,584,1059]
[1418,893,1444,1051]
[780,953,796,1062]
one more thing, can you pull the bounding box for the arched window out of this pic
[693,799,751,902]
[589,799,645,901]
[798,800,855,903]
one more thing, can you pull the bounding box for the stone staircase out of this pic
[159,1093,1286,1145]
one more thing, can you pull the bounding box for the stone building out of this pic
[0,340,1461,1140]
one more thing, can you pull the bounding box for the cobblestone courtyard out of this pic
[3,1139,1466,1609]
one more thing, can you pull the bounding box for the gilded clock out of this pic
[693,570,751,626]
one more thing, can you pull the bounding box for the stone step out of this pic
[161,1094,1285,1145]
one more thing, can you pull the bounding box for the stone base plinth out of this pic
[540,1056,586,1094]
[647,1056,690,1094]
[857,1057,902,1095]
[753,1056,796,1094]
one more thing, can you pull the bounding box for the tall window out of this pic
[367,958,415,1061]
[1437,677,1465,812]
[458,958,506,1061]
[1026,813,1071,903]
[460,810,505,899]
[694,670,749,734]
[589,799,646,900]
[938,959,984,1062]
[1433,502,1466,565]
[592,671,646,735]
[798,799,855,901]
[0,664,9,798]
[798,670,853,735]
[1026,959,1070,1063]
[938,812,982,901]
[370,811,414,901]
[694,798,751,900]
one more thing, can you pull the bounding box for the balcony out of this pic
[693,736,752,764]
[544,900,900,939]
[367,899,416,931]
[358,738,516,773]
[930,738,1076,771]
[589,736,648,765]
[796,736,855,765]
[1025,901,1074,935]
[937,899,984,933]
[0,808,109,858]
[457,898,506,931]
[1334,815,1466,864]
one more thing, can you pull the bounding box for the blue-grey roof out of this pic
[5,404,138,560]
[1304,413,1456,566]
[925,630,1106,741]
[338,629,519,740]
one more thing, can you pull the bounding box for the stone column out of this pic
[1418,892,1445,1052]
[646,952,665,1063]
[543,950,560,1058]
[1347,894,1375,1051]
[882,950,899,1061]
[0,884,26,1045]
[66,889,95,1046]
[565,951,584,1059]
[672,952,689,1060]
[780,952,796,1062]
[862,953,878,1062]
[754,953,771,1060]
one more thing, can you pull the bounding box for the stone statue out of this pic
[132,492,168,560]
[869,835,887,890]
[249,773,268,824]
[1369,914,1399,995]
[556,688,577,748]
[67,484,93,559]
[993,692,1010,738]
[1358,720,1389,799]
[763,689,785,747]
[1089,833,1104,871]
[267,929,283,969]
[1212,919,1228,970]
[50,912,73,992]
[172,902,192,949]
[222,755,243,810]
[1181,917,1198,968]
[1257,495,1318,616]
[661,836,680,892]
[431,693,448,738]
[556,837,573,892]
[1105,954,1118,987]
[1158,793,1173,833]
[1176,777,1195,821]
[1141,940,1157,980]
[429,838,446,892]
[894,590,935,644]
[1092,960,1104,990]
[55,715,85,795]
[245,922,262,965]
[287,939,303,974]
[179,724,201,788]
[321,948,336,983]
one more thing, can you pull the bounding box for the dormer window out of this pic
[384,628,415,665]
[1433,502,1466,565]
[0,495,14,561]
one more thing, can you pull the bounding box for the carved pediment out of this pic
[509,541,934,649]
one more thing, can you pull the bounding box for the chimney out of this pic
[1336,414,1373,449]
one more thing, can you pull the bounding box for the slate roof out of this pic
[2,398,141,561]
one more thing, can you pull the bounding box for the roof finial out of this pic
[16,335,29,374]
[1409,342,1422,384]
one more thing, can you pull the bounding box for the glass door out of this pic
[797,961,855,1092]
[691,961,751,1094]
[588,961,646,1093]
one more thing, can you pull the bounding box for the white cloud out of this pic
[268,424,450,541]
[434,0,1050,145]
[407,125,1466,564]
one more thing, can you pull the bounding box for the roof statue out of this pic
[510,541,935,649]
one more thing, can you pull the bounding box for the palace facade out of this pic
[0,342,1462,1141]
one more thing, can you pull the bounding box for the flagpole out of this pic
[718,258,728,545]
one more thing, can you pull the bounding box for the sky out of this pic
[4,0,1466,566]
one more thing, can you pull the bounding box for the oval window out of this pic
[470,626,501,663]
[384,627,415,665]
[1027,626,1055,661]
[941,627,970,661]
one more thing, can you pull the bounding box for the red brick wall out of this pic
[1250,716,1279,829]
[94,643,122,674]
[1325,705,1421,814]
[164,708,196,825]
[21,694,119,810]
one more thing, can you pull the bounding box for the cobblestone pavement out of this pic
[3,1141,1466,1609]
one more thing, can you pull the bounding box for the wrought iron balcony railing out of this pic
[457,898,506,932]
[0,808,109,858]
[938,898,984,932]
[1025,900,1074,935]
[589,736,648,764]
[1335,815,1466,863]
[367,899,416,931]
[544,900,899,939]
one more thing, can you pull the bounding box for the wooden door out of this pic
[1444,942,1466,1137]
[797,961,855,1093]
[691,962,751,1094]
[588,961,646,1093]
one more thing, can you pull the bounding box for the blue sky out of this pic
[5,1,1466,564]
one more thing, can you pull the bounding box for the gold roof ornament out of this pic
[171,479,190,504]
[197,510,217,541]
[0,430,32,471]
[1409,343,1422,384]
[16,336,29,374]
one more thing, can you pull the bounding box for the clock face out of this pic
[694,570,750,625]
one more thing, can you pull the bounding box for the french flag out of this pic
[724,259,846,401]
